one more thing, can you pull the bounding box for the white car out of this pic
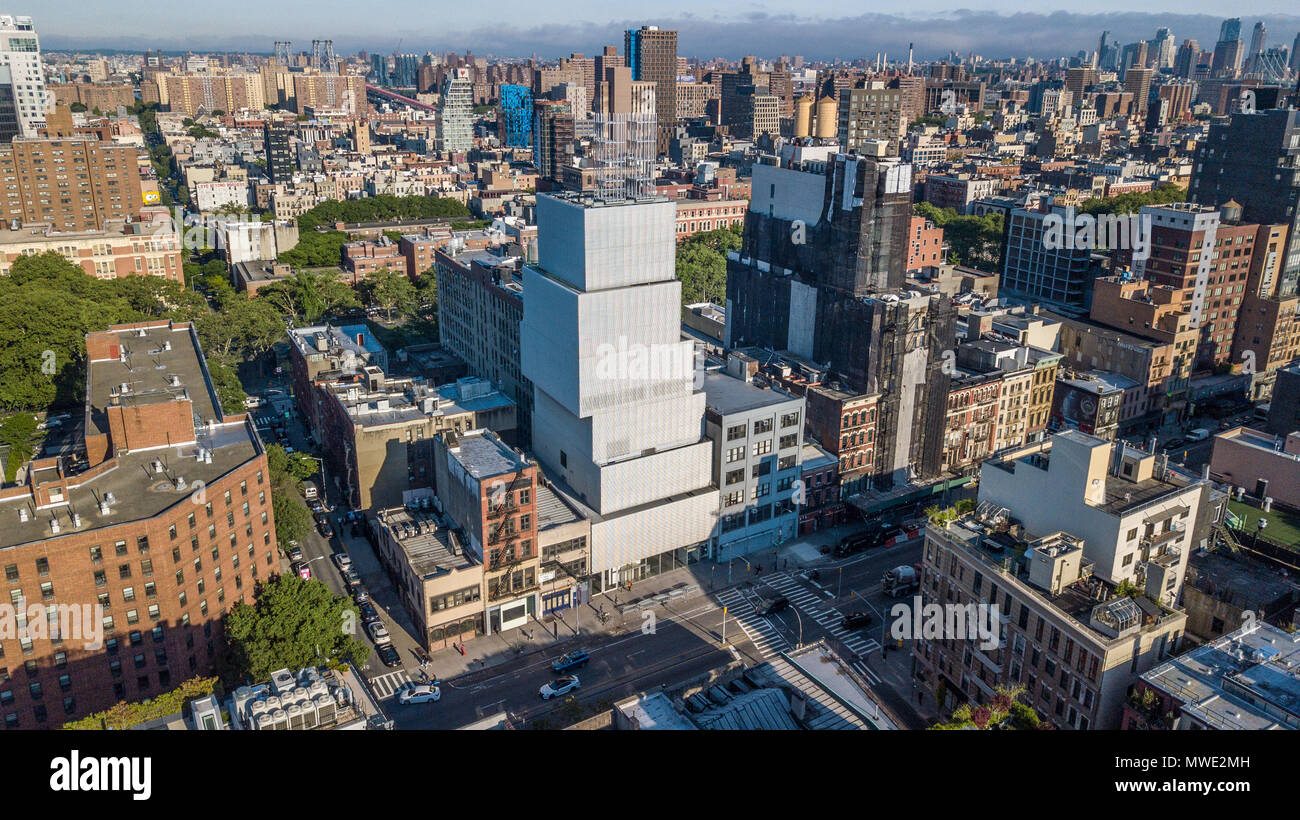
[539,675,580,700]
[396,683,440,704]
[332,553,352,572]
[367,620,391,645]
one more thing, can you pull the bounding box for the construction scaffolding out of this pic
[590,111,656,200]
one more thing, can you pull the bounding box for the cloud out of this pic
[42,11,1300,60]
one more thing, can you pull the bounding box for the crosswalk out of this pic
[715,586,790,660]
[369,669,413,699]
[757,573,882,674]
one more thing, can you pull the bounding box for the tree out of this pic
[69,101,87,113]
[206,357,247,415]
[257,269,360,324]
[913,203,1004,270]
[360,268,417,321]
[194,297,284,362]
[266,443,317,486]
[0,413,41,482]
[271,484,311,547]
[225,575,368,681]
[674,224,742,305]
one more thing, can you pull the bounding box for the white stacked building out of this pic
[521,192,718,590]
[438,68,473,155]
[0,15,49,138]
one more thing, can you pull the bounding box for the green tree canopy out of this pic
[256,269,361,324]
[359,268,418,321]
[674,224,742,306]
[225,575,368,680]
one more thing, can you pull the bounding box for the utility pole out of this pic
[838,566,843,599]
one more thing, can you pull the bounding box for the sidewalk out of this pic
[426,520,888,684]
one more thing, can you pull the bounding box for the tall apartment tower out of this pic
[725,150,956,488]
[520,193,717,590]
[624,26,677,156]
[1211,18,1244,76]
[1247,21,1266,71]
[0,15,48,138]
[1189,108,1300,297]
[262,123,293,183]
[1173,39,1200,78]
[439,68,473,155]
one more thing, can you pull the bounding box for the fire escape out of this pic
[485,474,536,602]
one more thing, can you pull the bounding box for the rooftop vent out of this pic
[50,518,60,534]
[18,508,29,523]
[174,476,187,491]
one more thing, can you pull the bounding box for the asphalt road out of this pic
[385,537,926,729]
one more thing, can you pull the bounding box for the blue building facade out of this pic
[499,84,533,148]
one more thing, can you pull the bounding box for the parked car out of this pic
[367,620,391,645]
[286,544,303,562]
[539,675,581,700]
[376,643,401,668]
[396,683,440,704]
[317,520,333,538]
[352,586,370,605]
[309,500,325,514]
[551,650,590,673]
[1187,428,1211,442]
[840,611,873,631]
[358,602,379,623]
[1162,438,1186,451]
[760,597,790,616]
[333,553,353,572]
[291,561,311,580]
[343,567,361,587]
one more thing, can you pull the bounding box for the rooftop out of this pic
[702,369,800,416]
[87,322,220,435]
[445,428,529,481]
[375,506,477,578]
[1143,623,1300,730]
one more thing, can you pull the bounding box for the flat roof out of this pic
[87,323,221,435]
[702,370,799,416]
[536,483,582,530]
[447,429,527,480]
[376,507,476,577]
[1143,623,1300,730]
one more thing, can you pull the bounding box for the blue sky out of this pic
[32,3,1300,60]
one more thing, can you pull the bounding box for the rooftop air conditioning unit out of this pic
[18,508,29,522]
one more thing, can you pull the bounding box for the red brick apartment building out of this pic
[0,320,275,728]
[907,215,945,271]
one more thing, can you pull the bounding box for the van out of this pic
[1187,428,1211,442]
[243,395,262,409]
[302,481,318,501]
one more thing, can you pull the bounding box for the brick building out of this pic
[0,320,275,728]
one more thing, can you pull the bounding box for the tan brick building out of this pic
[0,127,143,232]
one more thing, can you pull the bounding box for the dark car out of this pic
[376,643,401,668]
[840,611,873,630]
[551,650,590,673]
[317,520,334,538]
[352,585,370,605]
[1162,438,1186,451]
[358,602,379,623]
[760,597,790,616]
[286,544,303,562]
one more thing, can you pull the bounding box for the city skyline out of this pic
[32,6,1300,61]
